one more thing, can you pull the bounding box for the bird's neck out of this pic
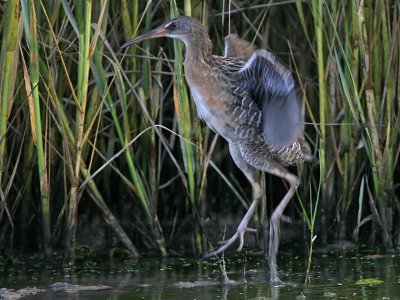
[182,33,213,66]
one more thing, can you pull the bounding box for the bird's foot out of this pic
[203,194,259,259]
[271,276,285,287]
[203,223,257,258]
[237,227,257,251]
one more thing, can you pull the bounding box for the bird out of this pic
[121,16,311,284]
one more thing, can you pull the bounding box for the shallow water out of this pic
[1,245,399,299]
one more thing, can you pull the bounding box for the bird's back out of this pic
[186,54,309,167]
[183,33,310,167]
[222,55,310,165]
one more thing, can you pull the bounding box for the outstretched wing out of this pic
[239,49,303,147]
[224,34,256,61]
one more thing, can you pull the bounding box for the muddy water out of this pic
[1,245,399,299]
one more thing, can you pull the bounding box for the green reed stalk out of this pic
[327,1,395,245]
[380,2,394,199]
[299,175,321,285]
[313,0,327,186]
[36,7,139,256]
[104,58,165,255]
[184,0,192,16]
[356,2,391,245]
[374,1,395,244]
[117,2,167,255]
[114,60,167,256]
[121,0,139,130]
[0,0,20,190]
[121,0,139,68]
[170,0,203,254]
[26,0,51,257]
[64,0,93,264]
[140,8,158,217]
[340,2,359,216]
[310,0,328,240]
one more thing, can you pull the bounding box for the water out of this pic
[1,245,399,299]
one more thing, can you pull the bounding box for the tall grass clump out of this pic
[0,0,398,267]
[297,0,399,246]
[0,0,21,260]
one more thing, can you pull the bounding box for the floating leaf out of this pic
[355,278,384,286]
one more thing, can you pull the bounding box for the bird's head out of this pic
[121,16,205,49]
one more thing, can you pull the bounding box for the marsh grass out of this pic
[0,1,398,267]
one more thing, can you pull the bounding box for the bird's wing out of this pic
[224,34,256,61]
[239,49,303,147]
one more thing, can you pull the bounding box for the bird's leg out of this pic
[204,143,261,258]
[236,142,300,284]
[267,169,299,285]
[236,180,262,251]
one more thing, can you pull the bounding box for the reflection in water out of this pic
[1,246,399,299]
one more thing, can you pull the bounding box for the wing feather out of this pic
[239,50,303,147]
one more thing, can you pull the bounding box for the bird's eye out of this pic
[168,22,178,30]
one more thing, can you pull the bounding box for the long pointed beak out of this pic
[120,27,167,50]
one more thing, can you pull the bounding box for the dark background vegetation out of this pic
[0,0,399,264]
